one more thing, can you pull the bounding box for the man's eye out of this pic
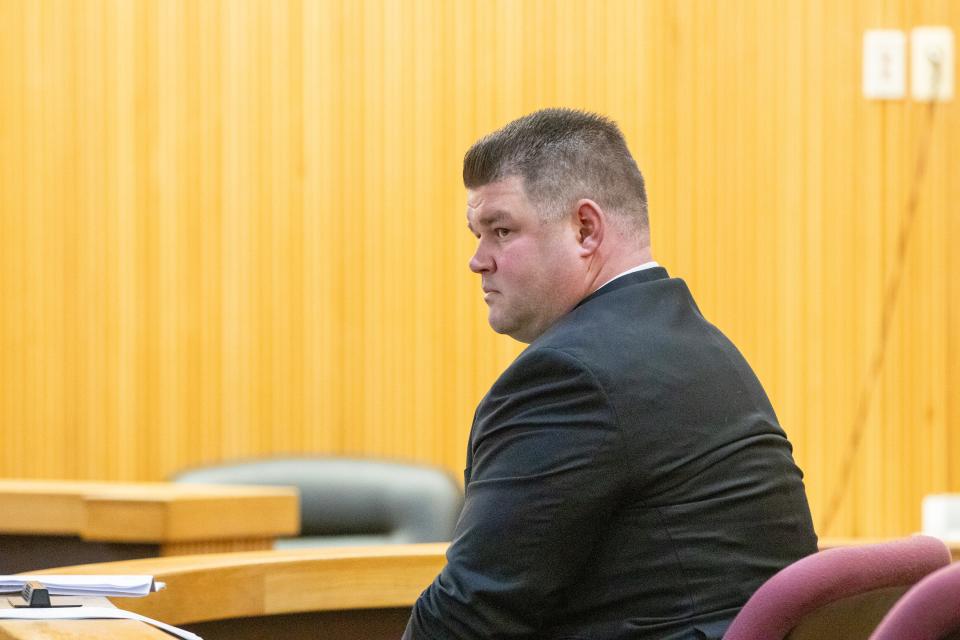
[495,228,510,238]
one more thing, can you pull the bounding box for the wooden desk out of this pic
[4,539,954,639]
[0,544,449,640]
[0,480,300,573]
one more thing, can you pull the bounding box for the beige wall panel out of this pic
[0,0,957,537]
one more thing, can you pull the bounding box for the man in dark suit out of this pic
[404,109,817,639]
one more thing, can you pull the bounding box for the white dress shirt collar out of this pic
[595,261,660,293]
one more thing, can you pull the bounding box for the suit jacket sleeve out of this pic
[404,348,627,639]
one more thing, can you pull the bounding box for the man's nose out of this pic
[469,244,493,273]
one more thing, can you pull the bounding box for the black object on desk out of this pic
[7,581,82,608]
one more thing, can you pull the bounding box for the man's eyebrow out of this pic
[474,211,511,228]
[466,209,512,235]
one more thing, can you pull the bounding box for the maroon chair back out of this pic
[869,560,960,640]
[724,536,951,640]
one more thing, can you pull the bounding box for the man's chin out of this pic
[487,313,512,336]
[488,313,516,336]
[488,314,536,344]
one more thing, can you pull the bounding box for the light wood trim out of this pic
[0,597,170,640]
[83,493,299,543]
[0,480,300,542]
[159,538,274,556]
[819,536,960,562]
[0,619,171,640]
[0,490,87,535]
[38,543,449,626]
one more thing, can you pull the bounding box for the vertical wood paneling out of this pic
[0,0,957,537]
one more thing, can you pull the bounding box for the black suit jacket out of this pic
[405,267,818,639]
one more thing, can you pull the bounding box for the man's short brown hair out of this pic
[463,109,648,233]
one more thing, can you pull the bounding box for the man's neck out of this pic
[586,245,655,295]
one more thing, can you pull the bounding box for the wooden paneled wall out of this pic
[641,1,959,538]
[0,0,957,537]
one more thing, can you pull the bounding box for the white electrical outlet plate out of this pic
[912,26,954,101]
[863,30,906,99]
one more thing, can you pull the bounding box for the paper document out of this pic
[0,606,202,640]
[0,575,164,597]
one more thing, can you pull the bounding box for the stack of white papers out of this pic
[0,575,164,597]
[0,577,196,639]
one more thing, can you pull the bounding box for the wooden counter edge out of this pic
[0,480,300,541]
[35,543,450,626]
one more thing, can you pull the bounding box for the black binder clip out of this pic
[8,581,82,608]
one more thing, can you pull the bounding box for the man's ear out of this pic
[574,199,604,256]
